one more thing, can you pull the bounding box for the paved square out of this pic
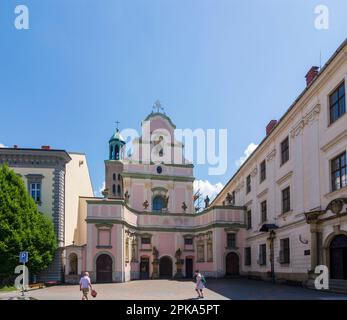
[1,279,347,300]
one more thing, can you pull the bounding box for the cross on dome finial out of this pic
[153,100,164,114]
[115,121,120,131]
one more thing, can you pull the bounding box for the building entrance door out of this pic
[185,257,193,278]
[226,252,239,276]
[159,256,173,279]
[330,235,347,280]
[96,254,113,283]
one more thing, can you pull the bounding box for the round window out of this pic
[157,166,163,174]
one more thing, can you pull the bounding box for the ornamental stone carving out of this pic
[266,149,276,162]
[235,180,244,192]
[326,198,347,215]
[290,104,321,139]
[290,120,305,138]
[250,167,258,177]
[303,104,321,126]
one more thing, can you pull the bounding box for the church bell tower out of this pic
[109,128,125,160]
[105,125,125,198]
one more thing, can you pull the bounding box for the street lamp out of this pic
[259,224,278,284]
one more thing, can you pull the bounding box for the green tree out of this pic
[0,164,57,285]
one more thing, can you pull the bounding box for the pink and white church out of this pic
[65,110,245,283]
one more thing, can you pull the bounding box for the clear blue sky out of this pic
[0,0,346,195]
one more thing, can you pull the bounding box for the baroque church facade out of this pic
[66,111,246,283]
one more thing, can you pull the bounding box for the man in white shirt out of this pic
[79,272,93,300]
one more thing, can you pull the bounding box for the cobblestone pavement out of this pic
[1,279,347,300]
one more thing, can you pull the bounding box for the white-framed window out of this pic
[30,183,41,203]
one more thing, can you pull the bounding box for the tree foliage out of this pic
[0,164,57,284]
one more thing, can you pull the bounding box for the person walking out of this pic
[79,272,93,300]
[194,270,205,299]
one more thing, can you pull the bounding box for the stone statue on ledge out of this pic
[143,200,149,210]
[124,190,130,203]
[102,188,109,198]
[226,192,232,205]
[181,202,187,212]
[204,195,210,208]
[151,246,159,279]
[174,248,184,279]
[164,195,169,209]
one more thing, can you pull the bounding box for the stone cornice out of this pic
[0,149,71,168]
[276,171,293,186]
[257,188,269,199]
[321,128,347,152]
[85,198,246,217]
[121,171,194,182]
[85,218,247,233]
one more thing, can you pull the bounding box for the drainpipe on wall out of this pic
[268,230,276,284]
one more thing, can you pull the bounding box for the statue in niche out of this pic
[152,246,159,260]
[151,246,159,279]
[131,239,138,262]
[174,248,184,279]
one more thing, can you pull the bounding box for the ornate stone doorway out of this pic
[159,256,173,279]
[330,235,347,280]
[96,254,113,283]
[68,253,78,275]
[226,252,239,276]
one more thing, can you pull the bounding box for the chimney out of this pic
[266,120,277,136]
[41,145,51,150]
[305,66,319,87]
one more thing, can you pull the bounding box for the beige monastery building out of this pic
[213,39,347,290]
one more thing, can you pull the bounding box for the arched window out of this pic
[117,184,121,195]
[113,173,116,181]
[69,253,78,275]
[118,174,121,181]
[153,195,165,212]
[112,184,116,194]
[115,145,120,160]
